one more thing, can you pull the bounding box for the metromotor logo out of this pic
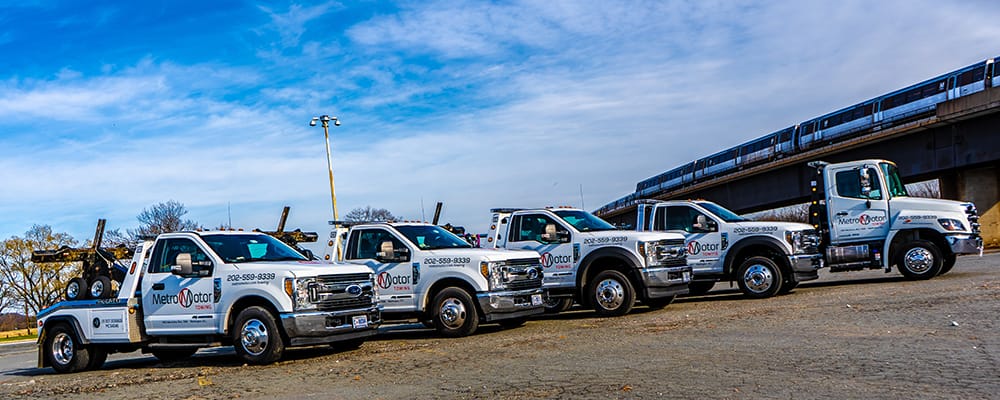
[376,271,410,289]
[540,252,571,268]
[151,287,212,308]
[686,241,720,255]
[837,213,888,226]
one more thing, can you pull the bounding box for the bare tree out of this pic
[0,225,79,315]
[128,200,200,238]
[906,180,940,198]
[344,206,398,222]
[749,203,810,223]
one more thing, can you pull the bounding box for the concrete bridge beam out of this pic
[940,163,1000,248]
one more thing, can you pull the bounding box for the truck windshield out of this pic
[552,210,617,232]
[696,202,747,222]
[880,162,909,198]
[395,225,472,250]
[201,234,308,263]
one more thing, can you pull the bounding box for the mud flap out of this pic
[36,328,47,368]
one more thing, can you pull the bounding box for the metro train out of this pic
[599,55,999,215]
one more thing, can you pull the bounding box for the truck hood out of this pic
[890,196,971,213]
[424,247,540,263]
[232,260,373,277]
[731,220,814,232]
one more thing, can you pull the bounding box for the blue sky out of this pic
[1,1,999,248]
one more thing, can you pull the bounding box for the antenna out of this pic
[420,197,426,221]
[227,202,232,229]
[579,184,585,210]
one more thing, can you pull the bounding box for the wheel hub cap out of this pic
[439,298,466,329]
[52,332,74,365]
[743,264,774,293]
[66,282,80,299]
[90,280,104,298]
[240,319,269,356]
[904,248,933,273]
[595,278,624,310]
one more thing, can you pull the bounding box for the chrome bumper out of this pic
[280,306,381,346]
[476,288,545,322]
[787,253,824,282]
[642,265,692,298]
[947,234,983,255]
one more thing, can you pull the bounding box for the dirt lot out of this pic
[3,253,998,400]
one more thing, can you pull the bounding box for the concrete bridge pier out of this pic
[940,163,1000,248]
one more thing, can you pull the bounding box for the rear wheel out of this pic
[89,276,113,299]
[431,287,479,338]
[151,349,197,363]
[778,280,799,294]
[686,281,715,296]
[542,297,574,314]
[87,347,108,370]
[232,306,285,364]
[588,270,636,317]
[897,240,943,280]
[45,324,91,373]
[65,277,88,301]
[736,256,783,299]
[938,253,957,275]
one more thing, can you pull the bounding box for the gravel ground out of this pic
[3,253,998,400]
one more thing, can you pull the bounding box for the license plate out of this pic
[531,294,543,306]
[352,315,368,329]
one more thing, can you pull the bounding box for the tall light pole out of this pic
[310,115,342,260]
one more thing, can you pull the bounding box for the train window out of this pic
[956,67,985,86]
[779,128,793,142]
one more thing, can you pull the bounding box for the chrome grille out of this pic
[505,258,544,291]
[312,274,375,311]
[965,203,981,235]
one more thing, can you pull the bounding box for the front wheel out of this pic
[588,270,636,317]
[938,253,957,275]
[232,306,285,365]
[542,297,574,314]
[897,240,943,280]
[686,281,715,296]
[45,324,91,373]
[736,256,783,299]
[644,295,675,310]
[431,287,479,338]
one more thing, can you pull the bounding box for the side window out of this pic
[347,229,400,260]
[663,207,695,232]
[511,214,560,242]
[148,238,209,274]
[835,168,883,200]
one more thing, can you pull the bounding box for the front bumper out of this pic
[476,288,545,322]
[787,253,824,282]
[280,306,381,347]
[947,234,983,255]
[641,265,692,298]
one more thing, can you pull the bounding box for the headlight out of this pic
[290,277,317,311]
[938,218,966,232]
[638,241,685,267]
[785,230,820,254]
[480,261,508,291]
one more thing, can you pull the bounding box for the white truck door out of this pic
[827,164,891,243]
[655,205,723,274]
[345,228,417,312]
[506,213,576,287]
[141,238,218,335]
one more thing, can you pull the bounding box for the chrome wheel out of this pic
[66,281,81,300]
[240,319,270,356]
[595,278,625,310]
[903,247,934,274]
[438,298,467,329]
[89,280,104,298]
[742,264,775,294]
[51,332,74,366]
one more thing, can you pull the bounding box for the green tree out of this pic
[0,225,78,314]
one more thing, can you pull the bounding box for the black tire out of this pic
[588,270,636,317]
[87,348,108,370]
[778,280,799,294]
[897,240,943,280]
[939,253,957,275]
[542,297,574,314]
[44,324,91,373]
[644,295,675,310]
[497,318,527,329]
[65,277,88,301]
[736,256,783,299]
[331,338,366,351]
[151,348,197,363]
[89,276,113,299]
[431,287,479,338]
[686,281,715,296]
[232,306,285,364]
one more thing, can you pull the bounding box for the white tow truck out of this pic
[807,159,982,278]
[633,200,824,298]
[36,230,381,373]
[483,207,691,316]
[327,221,545,337]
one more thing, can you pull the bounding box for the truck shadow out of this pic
[675,274,909,305]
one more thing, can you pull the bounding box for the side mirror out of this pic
[540,224,570,243]
[858,168,872,196]
[301,249,315,260]
[171,253,193,276]
[376,241,410,263]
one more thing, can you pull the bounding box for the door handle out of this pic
[152,283,165,290]
[836,211,848,216]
